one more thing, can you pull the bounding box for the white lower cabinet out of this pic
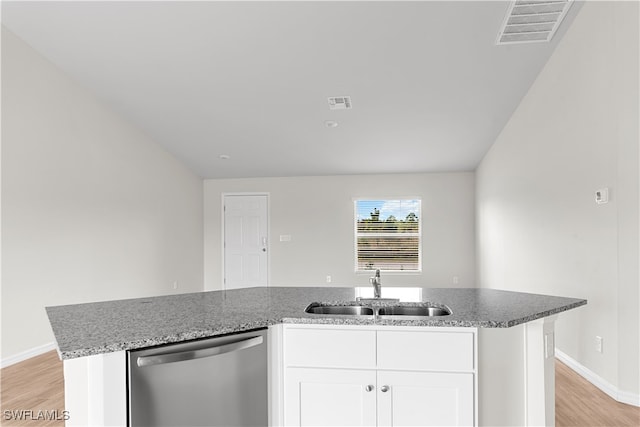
[282,325,477,427]
[376,370,474,427]
[285,368,377,426]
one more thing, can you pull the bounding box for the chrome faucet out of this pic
[370,269,381,298]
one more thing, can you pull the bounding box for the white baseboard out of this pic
[1,342,58,368]
[556,348,640,407]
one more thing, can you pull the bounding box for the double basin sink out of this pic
[305,302,451,318]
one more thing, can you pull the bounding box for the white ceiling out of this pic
[2,1,581,179]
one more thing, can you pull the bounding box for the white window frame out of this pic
[353,198,422,274]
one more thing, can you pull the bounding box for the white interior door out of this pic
[223,194,269,289]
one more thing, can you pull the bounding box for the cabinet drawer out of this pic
[284,328,376,369]
[377,330,475,372]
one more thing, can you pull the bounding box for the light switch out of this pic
[595,188,609,204]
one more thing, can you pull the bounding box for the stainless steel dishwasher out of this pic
[128,328,268,427]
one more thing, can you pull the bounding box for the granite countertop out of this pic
[46,287,586,360]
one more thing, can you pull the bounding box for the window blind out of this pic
[354,199,421,272]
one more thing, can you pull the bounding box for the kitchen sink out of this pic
[304,302,451,317]
[304,304,374,315]
[377,305,451,317]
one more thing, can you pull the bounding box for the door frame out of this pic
[221,192,271,289]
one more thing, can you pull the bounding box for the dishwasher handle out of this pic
[136,335,263,367]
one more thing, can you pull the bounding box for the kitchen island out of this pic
[46,287,586,426]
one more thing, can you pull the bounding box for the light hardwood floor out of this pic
[1,350,639,426]
[1,351,64,426]
[555,360,640,426]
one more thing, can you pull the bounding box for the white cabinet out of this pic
[282,325,477,427]
[285,368,376,426]
[377,370,474,427]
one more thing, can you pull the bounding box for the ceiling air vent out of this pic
[328,96,352,110]
[497,0,573,45]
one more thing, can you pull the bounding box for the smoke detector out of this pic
[497,0,573,45]
[328,96,352,110]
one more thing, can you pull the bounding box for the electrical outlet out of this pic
[544,333,555,359]
[173,281,179,290]
[452,276,459,285]
[326,275,332,283]
[595,336,603,353]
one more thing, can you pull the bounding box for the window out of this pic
[354,199,421,272]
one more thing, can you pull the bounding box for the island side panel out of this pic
[525,316,557,426]
[478,317,557,427]
[268,324,285,427]
[63,357,89,426]
[478,324,527,426]
[63,351,126,427]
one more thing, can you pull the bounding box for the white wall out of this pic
[476,1,638,399]
[204,173,475,290]
[1,28,204,361]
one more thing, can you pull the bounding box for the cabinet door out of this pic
[377,370,474,427]
[284,368,376,427]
